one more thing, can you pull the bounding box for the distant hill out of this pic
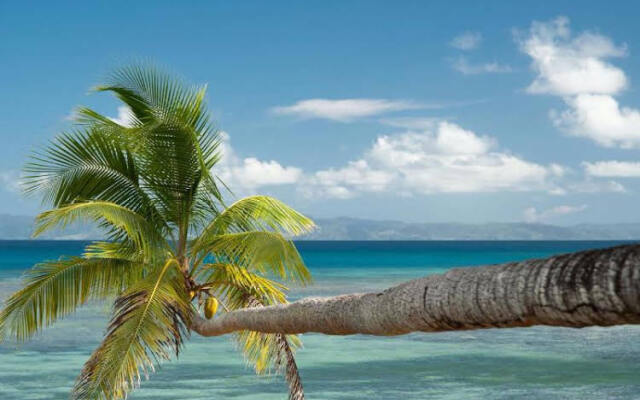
[300,217,640,240]
[2,214,640,241]
[0,214,104,240]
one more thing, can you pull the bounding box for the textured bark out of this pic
[192,244,640,337]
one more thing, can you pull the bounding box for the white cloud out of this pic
[549,163,568,177]
[566,179,626,194]
[304,160,394,199]
[0,170,21,193]
[370,122,495,159]
[214,132,302,191]
[518,16,627,96]
[224,158,302,187]
[452,56,512,75]
[450,32,482,50]
[519,17,640,148]
[303,121,560,198]
[110,106,136,127]
[271,98,421,122]
[552,94,640,148]
[523,204,588,223]
[209,127,623,202]
[583,160,640,177]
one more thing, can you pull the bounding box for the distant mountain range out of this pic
[0,214,104,240]
[3,214,640,241]
[299,217,640,240]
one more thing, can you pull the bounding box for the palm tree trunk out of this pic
[192,244,640,337]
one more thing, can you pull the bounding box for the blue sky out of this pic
[3,1,640,224]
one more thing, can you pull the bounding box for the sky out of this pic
[3,1,640,225]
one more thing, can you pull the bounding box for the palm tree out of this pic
[192,243,640,337]
[3,65,638,400]
[0,65,314,400]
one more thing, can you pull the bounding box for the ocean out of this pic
[0,240,639,399]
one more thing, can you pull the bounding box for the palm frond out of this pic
[192,231,311,285]
[71,107,153,152]
[234,299,304,400]
[93,84,152,125]
[198,263,288,308]
[67,64,223,232]
[83,240,151,264]
[97,64,209,128]
[195,264,304,399]
[135,123,222,229]
[73,106,139,129]
[73,259,189,400]
[196,195,315,243]
[134,124,210,228]
[99,63,221,177]
[11,63,314,400]
[0,257,140,342]
[275,333,305,400]
[22,128,167,229]
[33,201,170,258]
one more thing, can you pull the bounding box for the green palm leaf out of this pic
[73,259,189,400]
[90,64,223,232]
[196,195,315,240]
[73,106,139,128]
[0,257,139,342]
[198,263,288,307]
[23,127,171,236]
[3,64,314,400]
[197,263,304,400]
[97,64,208,127]
[83,241,147,263]
[33,201,170,258]
[234,298,304,400]
[193,231,311,285]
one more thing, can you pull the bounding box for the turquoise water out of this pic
[1,240,639,399]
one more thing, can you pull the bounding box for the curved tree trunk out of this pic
[192,244,640,337]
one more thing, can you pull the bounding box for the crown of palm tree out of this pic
[0,64,314,400]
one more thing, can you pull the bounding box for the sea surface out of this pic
[0,240,639,399]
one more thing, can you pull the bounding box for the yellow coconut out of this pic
[189,290,196,300]
[205,297,218,319]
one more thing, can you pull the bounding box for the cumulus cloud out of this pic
[583,160,640,177]
[519,17,640,148]
[214,132,302,191]
[223,158,302,188]
[452,56,512,75]
[302,121,561,198]
[523,204,588,223]
[207,127,622,201]
[450,32,482,50]
[303,160,394,200]
[551,94,640,148]
[208,122,624,201]
[518,16,627,96]
[271,98,422,122]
